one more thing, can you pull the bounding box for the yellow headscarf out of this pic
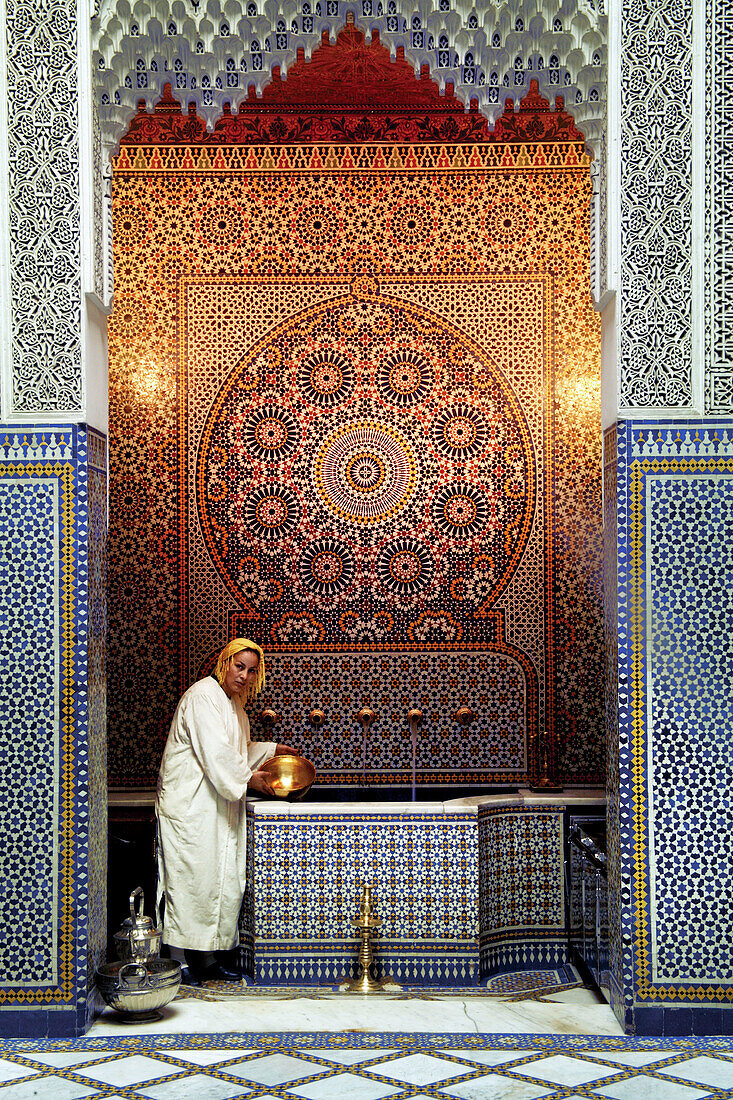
[213,638,266,703]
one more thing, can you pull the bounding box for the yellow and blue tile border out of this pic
[0,425,107,1039]
[2,1030,732,1054]
[611,420,733,1035]
[0,1031,731,1097]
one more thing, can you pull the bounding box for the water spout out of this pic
[407,707,423,800]
[259,707,281,734]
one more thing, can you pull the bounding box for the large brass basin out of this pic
[259,753,316,800]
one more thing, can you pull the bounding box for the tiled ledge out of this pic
[109,787,606,812]
[250,788,605,816]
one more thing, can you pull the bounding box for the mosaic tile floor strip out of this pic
[174,969,582,1003]
[0,1033,732,1098]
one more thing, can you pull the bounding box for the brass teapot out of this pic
[113,887,162,963]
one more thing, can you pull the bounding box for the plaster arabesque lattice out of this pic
[618,0,694,410]
[91,0,607,148]
[706,0,733,413]
[5,0,83,415]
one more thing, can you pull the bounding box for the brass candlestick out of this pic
[339,885,401,993]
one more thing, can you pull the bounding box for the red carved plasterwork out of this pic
[120,22,584,146]
[491,82,584,143]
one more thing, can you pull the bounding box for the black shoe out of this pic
[214,949,246,980]
[184,949,243,984]
[186,961,242,984]
[212,962,243,982]
[180,965,202,987]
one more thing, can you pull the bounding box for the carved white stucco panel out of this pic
[4,0,83,414]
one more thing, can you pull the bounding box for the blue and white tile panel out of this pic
[247,803,567,985]
[612,420,733,1035]
[0,425,107,1039]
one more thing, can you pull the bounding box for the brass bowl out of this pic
[259,753,316,800]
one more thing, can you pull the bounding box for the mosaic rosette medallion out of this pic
[196,289,535,635]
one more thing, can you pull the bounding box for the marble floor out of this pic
[2,983,733,1098]
[1,1027,733,1098]
[1,981,730,1100]
[88,982,624,1038]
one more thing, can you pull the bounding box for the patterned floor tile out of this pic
[161,1049,261,1067]
[288,1071,403,1099]
[660,1055,733,1088]
[513,1054,623,1087]
[593,1077,710,1100]
[0,1060,41,1085]
[583,1050,682,1068]
[225,1053,332,1085]
[72,1054,188,1087]
[2,1032,733,1100]
[366,1052,480,1085]
[298,1050,401,1066]
[0,1079,99,1100]
[441,1080,553,1100]
[14,1051,120,1070]
[135,1073,251,1099]
[438,1049,541,1067]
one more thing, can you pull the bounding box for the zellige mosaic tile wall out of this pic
[107,39,603,790]
[612,420,733,1035]
[0,426,107,1039]
[245,804,566,985]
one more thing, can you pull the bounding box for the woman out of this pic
[156,638,295,984]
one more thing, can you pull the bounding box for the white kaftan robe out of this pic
[156,676,276,951]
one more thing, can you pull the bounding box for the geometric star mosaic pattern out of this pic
[612,422,733,1021]
[108,65,603,788]
[254,650,528,779]
[184,271,548,791]
[0,425,108,1036]
[647,473,733,986]
[242,804,567,985]
[197,288,535,637]
[1,1033,732,1096]
[0,479,60,987]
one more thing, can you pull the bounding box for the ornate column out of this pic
[604,0,733,1035]
[0,0,108,1037]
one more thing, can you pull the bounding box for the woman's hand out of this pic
[247,769,275,796]
[275,743,298,756]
